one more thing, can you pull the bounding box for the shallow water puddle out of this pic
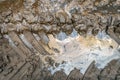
[47,32,120,75]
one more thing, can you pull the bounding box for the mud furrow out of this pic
[9,32,32,56]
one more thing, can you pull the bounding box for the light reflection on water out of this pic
[48,31,120,75]
[56,29,78,40]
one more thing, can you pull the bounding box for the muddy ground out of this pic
[0,0,120,80]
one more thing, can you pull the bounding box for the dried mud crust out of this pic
[0,0,120,80]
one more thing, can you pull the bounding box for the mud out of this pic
[0,0,120,80]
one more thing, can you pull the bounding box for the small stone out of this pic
[55,63,60,67]
[52,47,60,53]
[45,56,55,66]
